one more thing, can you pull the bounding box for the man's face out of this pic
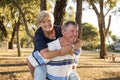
[62,24,78,44]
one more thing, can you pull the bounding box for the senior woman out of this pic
[27,10,82,80]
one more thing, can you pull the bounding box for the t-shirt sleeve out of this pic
[34,31,48,52]
[74,49,82,64]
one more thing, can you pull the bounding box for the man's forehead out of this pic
[66,24,78,30]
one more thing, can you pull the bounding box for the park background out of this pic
[0,0,120,80]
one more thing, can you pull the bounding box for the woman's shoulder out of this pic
[35,27,43,34]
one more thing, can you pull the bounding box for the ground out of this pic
[0,48,120,80]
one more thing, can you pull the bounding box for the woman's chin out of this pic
[46,28,53,31]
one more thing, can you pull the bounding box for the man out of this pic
[28,21,82,80]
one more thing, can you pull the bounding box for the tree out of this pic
[82,22,99,49]
[12,0,34,39]
[54,0,67,25]
[111,35,117,42]
[88,0,118,58]
[0,20,8,40]
[40,0,46,10]
[0,0,40,56]
[75,0,82,38]
[16,15,21,56]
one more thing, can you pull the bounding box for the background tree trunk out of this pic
[54,0,67,25]
[16,22,21,57]
[89,0,112,58]
[98,14,107,58]
[40,0,46,10]
[0,21,7,38]
[8,22,17,49]
[75,0,82,38]
[12,0,34,40]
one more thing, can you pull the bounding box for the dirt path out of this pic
[0,50,120,80]
[77,50,120,80]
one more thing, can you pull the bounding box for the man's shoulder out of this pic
[47,38,61,50]
[47,38,60,46]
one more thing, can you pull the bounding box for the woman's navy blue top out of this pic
[34,25,62,52]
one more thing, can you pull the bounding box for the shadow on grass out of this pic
[96,77,120,80]
[77,65,120,68]
[0,63,27,67]
[0,70,29,75]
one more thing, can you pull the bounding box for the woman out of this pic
[27,10,82,80]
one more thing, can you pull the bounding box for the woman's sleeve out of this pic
[34,31,48,52]
[28,31,49,67]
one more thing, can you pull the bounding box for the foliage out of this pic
[82,22,99,49]
[111,35,118,41]
[0,0,40,48]
[64,6,75,21]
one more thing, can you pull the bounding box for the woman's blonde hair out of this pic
[37,10,54,25]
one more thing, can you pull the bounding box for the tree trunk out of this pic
[54,0,67,25]
[8,23,17,49]
[40,0,46,10]
[12,0,34,40]
[98,14,107,58]
[89,0,109,58]
[8,41,13,49]
[75,0,82,38]
[16,23,21,57]
[0,21,7,38]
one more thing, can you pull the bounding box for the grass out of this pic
[0,48,120,80]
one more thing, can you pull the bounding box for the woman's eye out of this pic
[42,21,45,23]
[48,20,52,22]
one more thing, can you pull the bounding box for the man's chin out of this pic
[70,39,77,44]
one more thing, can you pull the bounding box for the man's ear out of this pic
[62,29,65,36]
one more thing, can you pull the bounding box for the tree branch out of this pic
[105,15,111,37]
[89,0,99,16]
[12,0,34,40]
[104,8,111,17]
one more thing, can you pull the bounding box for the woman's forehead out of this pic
[42,16,51,21]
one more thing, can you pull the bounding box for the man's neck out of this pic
[59,37,71,47]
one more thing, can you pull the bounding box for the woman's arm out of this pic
[40,48,61,59]
[40,39,83,59]
[73,39,83,50]
[40,45,73,59]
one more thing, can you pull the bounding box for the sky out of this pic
[82,10,120,37]
[67,0,120,38]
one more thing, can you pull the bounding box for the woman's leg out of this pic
[26,59,34,77]
[34,65,47,80]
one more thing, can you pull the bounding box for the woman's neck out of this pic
[44,29,56,39]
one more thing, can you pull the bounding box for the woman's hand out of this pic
[60,45,73,56]
[74,39,83,50]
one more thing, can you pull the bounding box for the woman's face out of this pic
[40,16,54,32]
